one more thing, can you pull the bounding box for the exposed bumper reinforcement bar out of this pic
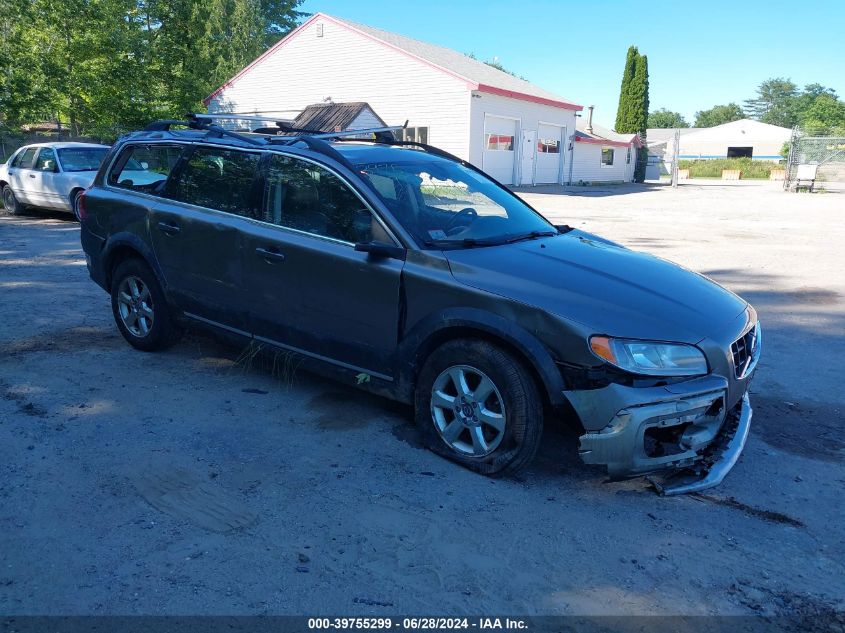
[654,393,752,496]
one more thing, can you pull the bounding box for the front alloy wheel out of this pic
[431,365,506,457]
[415,339,543,476]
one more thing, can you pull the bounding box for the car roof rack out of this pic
[140,113,445,166]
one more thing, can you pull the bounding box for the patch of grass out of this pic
[679,157,782,179]
[232,340,303,389]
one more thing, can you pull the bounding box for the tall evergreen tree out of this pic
[615,46,649,182]
[614,46,638,133]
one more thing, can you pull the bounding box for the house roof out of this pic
[292,102,385,132]
[647,119,791,145]
[575,120,641,148]
[204,13,582,111]
[646,127,699,144]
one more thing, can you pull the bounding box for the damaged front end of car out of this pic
[564,319,761,495]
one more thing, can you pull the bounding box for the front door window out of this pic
[263,155,376,244]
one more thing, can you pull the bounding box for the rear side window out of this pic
[109,144,183,195]
[13,148,38,168]
[166,147,260,216]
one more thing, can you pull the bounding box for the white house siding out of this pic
[570,143,634,184]
[469,92,577,186]
[207,16,472,159]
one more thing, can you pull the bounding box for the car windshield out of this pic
[356,156,555,247]
[57,147,109,172]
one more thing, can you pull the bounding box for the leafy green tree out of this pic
[694,103,744,128]
[648,108,688,129]
[799,93,845,133]
[743,78,797,126]
[0,0,304,137]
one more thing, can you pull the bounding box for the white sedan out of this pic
[0,142,110,217]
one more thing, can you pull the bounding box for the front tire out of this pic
[110,258,182,351]
[2,185,24,216]
[415,339,543,476]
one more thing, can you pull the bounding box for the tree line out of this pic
[0,0,304,137]
[648,78,845,132]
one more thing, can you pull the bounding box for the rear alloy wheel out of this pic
[110,258,182,351]
[2,185,23,216]
[415,339,543,476]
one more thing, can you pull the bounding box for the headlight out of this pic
[589,336,708,377]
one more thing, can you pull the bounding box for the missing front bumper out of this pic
[651,393,752,495]
[568,375,751,493]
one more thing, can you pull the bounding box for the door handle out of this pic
[29,174,36,178]
[255,246,285,263]
[157,221,181,235]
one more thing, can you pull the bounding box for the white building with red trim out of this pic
[205,13,582,186]
[570,111,641,184]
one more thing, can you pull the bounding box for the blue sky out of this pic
[298,0,845,127]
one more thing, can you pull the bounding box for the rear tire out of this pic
[414,339,543,476]
[110,258,182,351]
[2,185,24,216]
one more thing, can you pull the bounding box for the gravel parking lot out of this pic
[1,181,843,620]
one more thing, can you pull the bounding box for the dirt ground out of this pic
[1,181,843,619]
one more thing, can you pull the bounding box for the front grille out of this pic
[731,324,758,378]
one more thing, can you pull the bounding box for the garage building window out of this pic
[537,138,560,154]
[485,134,514,151]
[601,147,615,166]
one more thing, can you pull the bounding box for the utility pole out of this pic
[671,128,681,188]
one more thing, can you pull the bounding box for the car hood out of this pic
[444,230,747,343]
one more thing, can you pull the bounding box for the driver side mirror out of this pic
[355,241,406,260]
[140,161,149,170]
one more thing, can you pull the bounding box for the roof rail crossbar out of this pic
[201,123,266,147]
[190,113,296,126]
[279,136,357,171]
[300,122,408,141]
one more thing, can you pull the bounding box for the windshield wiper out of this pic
[424,237,504,249]
[503,230,558,244]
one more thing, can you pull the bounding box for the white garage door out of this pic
[535,123,564,184]
[482,115,517,185]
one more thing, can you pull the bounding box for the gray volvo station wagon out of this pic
[78,116,761,495]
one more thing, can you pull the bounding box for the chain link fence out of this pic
[784,127,845,192]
